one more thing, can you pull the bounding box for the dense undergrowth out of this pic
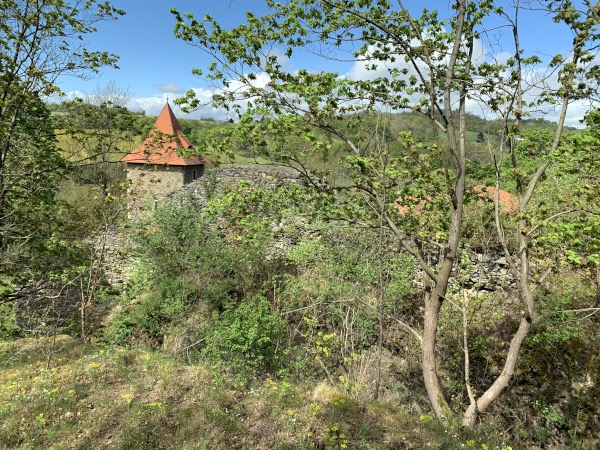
[93,180,599,448]
[1,170,598,448]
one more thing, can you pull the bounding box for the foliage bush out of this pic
[137,197,269,309]
[129,279,190,340]
[101,158,598,447]
[0,302,19,340]
[200,295,287,376]
[106,193,287,351]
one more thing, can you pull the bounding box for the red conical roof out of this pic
[122,103,206,166]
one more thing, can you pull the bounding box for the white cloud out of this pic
[260,47,290,67]
[128,92,227,120]
[47,90,86,103]
[347,33,486,82]
[154,83,185,94]
[128,72,274,120]
[344,35,592,128]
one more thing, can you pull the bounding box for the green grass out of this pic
[0,336,513,449]
[212,153,274,166]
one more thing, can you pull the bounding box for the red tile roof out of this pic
[394,186,519,216]
[121,103,207,166]
[473,185,519,213]
[394,195,435,215]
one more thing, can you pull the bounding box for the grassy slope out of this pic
[0,337,509,450]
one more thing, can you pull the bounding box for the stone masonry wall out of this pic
[175,164,306,207]
[176,165,515,292]
[126,163,186,218]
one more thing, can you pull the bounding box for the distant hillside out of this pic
[49,101,569,168]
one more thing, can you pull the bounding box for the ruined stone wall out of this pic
[460,249,514,291]
[422,244,515,293]
[175,164,306,207]
[124,163,515,293]
[174,165,516,291]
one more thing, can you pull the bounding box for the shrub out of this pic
[201,295,287,376]
[130,279,189,340]
[0,302,19,340]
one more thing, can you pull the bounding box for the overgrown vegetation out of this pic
[173,0,600,432]
[2,175,598,447]
[1,0,600,448]
[100,171,597,447]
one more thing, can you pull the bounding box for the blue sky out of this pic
[56,1,592,125]
[58,1,277,116]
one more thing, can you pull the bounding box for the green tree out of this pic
[538,109,600,298]
[0,0,124,329]
[0,92,66,294]
[172,0,600,426]
[0,0,124,252]
[60,82,136,199]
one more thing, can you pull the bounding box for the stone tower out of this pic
[121,102,206,218]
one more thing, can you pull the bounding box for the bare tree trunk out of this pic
[462,8,580,423]
[0,175,5,252]
[422,286,450,419]
[462,314,531,426]
[421,0,469,420]
[0,106,20,253]
[595,266,600,308]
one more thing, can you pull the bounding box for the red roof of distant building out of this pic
[394,186,519,216]
[472,185,519,213]
[121,103,207,166]
[394,194,435,215]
